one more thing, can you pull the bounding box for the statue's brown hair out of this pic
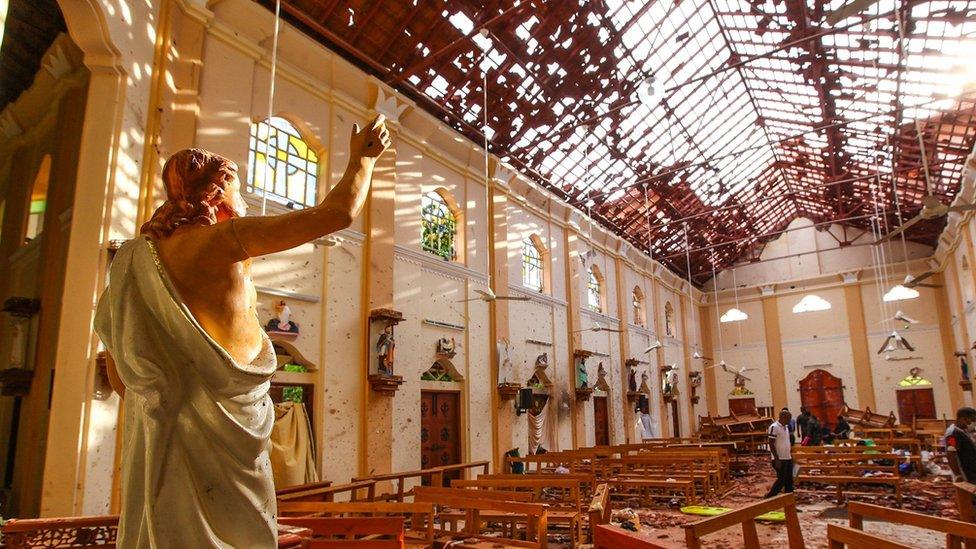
[140,149,237,239]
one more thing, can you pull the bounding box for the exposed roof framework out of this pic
[270,0,976,284]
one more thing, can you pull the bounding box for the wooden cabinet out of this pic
[799,369,845,430]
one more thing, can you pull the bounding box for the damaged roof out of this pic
[267,0,976,284]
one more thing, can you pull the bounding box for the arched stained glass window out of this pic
[421,191,457,260]
[247,117,319,209]
[587,267,603,312]
[522,237,543,292]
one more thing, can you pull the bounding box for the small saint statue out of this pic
[577,359,589,388]
[962,356,970,381]
[628,368,638,392]
[376,325,396,376]
[639,371,651,393]
[265,300,299,336]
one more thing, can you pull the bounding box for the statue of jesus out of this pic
[95,115,390,548]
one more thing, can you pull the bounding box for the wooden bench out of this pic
[846,501,976,547]
[278,480,334,497]
[285,517,404,548]
[957,482,976,523]
[592,524,667,548]
[842,405,897,430]
[278,502,435,546]
[351,461,490,501]
[826,523,911,549]
[278,480,377,503]
[683,493,804,549]
[451,478,582,547]
[479,473,597,496]
[0,515,311,548]
[795,452,902,504]
[413,486,549,548]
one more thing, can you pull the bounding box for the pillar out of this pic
[649,274,669,437]
[564,226,584,448]
[487,175,515,470]
[700,303,719,415]
[361,117,398,478]
[760,287,789,410]
[841,273,877,409]
[613,257,636,442]
[680,294,697,433]
[939,262,967,411]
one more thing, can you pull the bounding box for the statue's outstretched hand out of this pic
[351,114,391,159]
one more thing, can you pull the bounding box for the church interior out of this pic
[1,0,976,547]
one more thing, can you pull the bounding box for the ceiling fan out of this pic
[876,127,976,244]
[877,331,915,354]
[456,288,531,303]
[878,310,919,325]
[707,360,755,382]
[573,322,623,334]
[901,271,940,289]
[692,350,713,361]
[643,340,663,354]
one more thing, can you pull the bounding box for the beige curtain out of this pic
[529,400,554,454]
[271,401,319,488]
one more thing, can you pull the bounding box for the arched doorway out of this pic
[799,369,845,430]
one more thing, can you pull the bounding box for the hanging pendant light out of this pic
[637,74,660,106]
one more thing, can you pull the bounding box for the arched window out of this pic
[587,266,603,312]
[522,236,544,292]
[24,155,51,243]
[664,301,675,336]
[421,191,457,260]
[247,116,319,209]
[632,286,645,326]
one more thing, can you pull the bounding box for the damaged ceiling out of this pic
[264,0,976,284]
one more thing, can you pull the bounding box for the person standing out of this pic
[947,407,976,483]
[765,409,794,497]
[796,407,812,440]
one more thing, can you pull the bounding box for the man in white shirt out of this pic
[765,409,794,497]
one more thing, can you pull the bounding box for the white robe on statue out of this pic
[95,237,278,548]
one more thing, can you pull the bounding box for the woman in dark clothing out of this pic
[833,415,852,440]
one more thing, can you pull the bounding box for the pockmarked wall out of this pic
[702,219,962,422]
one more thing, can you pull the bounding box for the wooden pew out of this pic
[957,482,976,523]
[278,502,435,546]
[479,473,598,496]
[592,524,668,548]
[0,515,311,548]
[278,480,377,503]
[826,523,911,549]
[842,405,897,430]
[285,517,404,548]
[682,493,804,549]
[451,478,582,546]
[587,483,611,530]
[846,501,976,547]
[413,486,549,548]
[278,480,333,497]
[351,460,490,502]
[794,452,902,504]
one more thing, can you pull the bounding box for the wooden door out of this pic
[896,388,936,424]
[799,369,845,429]
[421,391,461,486]
[593,396,610,446]
[729,398,757,416]
[670,399,681,437]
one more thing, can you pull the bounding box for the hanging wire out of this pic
[683,222,698,358]
[711,257,725,365]
[260,0,282,216]
[731,266,744,350]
